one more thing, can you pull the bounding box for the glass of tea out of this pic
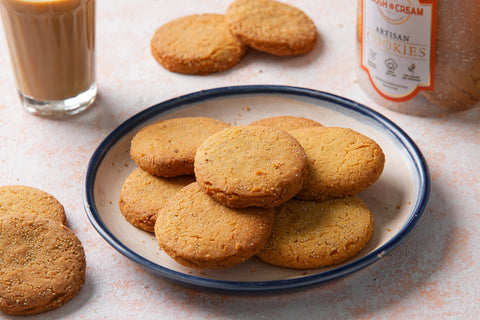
[0,0,96,118]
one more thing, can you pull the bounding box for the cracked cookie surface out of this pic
[0,185,66,225]
[0,213,86,315]
[130,117,230,177]
[154,182,275,269]
[257,196,374,269]
[249,115,323,132]
[290,126,385,201]
[151,14,247,74]
[194,125,307,208]
[119,168,195,232]
[225,0,317,56]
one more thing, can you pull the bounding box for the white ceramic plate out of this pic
[84,85,430,292]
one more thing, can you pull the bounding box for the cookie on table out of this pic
[257,196,374,269]
[130,117,230,177]
[154,182,275,269]
[289,127,385,201]
[0,213,86,316]
[249,115,323,132]
[0,185,66,225]
[194,125,307,208]
[151,14,247,75]
[225,0,317,56]
[119,168,195,232]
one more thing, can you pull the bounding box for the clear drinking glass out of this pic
[0,0,96,118]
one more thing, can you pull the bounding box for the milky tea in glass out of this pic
[0,0,96,118]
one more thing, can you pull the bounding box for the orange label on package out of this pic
[360,0,436,101]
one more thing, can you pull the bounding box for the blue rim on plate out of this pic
[83,85,430,292]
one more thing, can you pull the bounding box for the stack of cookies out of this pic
[0,185,86,316]
[120,115,385,270]
[150,0,317,75]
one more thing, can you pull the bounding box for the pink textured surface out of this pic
[0,0,479,319]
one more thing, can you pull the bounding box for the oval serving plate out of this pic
[83,85,430,292]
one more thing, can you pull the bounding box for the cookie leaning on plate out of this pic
[151,14,247,75]
[257,196,374,269]
[0,213,86,316]
[290,126,385,201]
[130,117,230,177]
[0,185,66,225]
[194,125,307,208]
[154,182,275,269]
[225,0,317,56]
[119,168,195,232]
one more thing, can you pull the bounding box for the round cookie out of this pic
[119,168,195,232]
[0,213,86,316]
[0,185,66,225]
[194,125,307,208]
[130,117,230,177]
[249,115,323,132]
[257,196,374,269]
[289,127,385,201]
[151,14,247,75]
[225,0,317,56]
[154,182,275,269]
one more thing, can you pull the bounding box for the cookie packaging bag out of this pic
[356,0,480,116]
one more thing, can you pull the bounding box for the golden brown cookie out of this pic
[249,115,323,132]
[194,125,307,208]
[0,185,66,225]
[257,196,374,269]
[0,213,86,316]
[289,127,385,201]
[130,117,230,177]
[119,168,195,232]
[151,14,247,75]
[154,182,275,269]
[225,0,317,56]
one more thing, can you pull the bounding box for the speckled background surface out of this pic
[0,0,479,319]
